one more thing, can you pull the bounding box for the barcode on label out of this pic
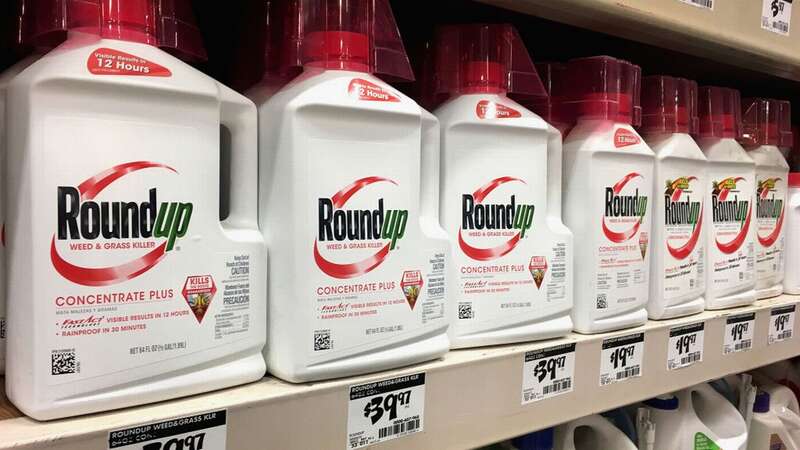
[542,378,572,395]
[779,330,792,340]
[378,418,420,439]
[735,340,752,351]
[616,366,641,380]
[681,352,701,365]
[681,0,713,8]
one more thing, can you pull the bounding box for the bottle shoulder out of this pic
[433,93,549,131]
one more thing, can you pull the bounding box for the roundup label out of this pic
[662,175,705,300]
[708,175,755,292]
[755,174,787,285]
[87,48,171,77]
[595,170,652,310]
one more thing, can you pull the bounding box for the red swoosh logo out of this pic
[51,161,177,286]
[459,177,528,261]
[667,205,704,260]
[603,172,644,243]
[315,177,397,278]
[758,205,785,247]
[716,202,752,254]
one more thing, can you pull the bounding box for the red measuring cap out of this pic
[559,56,641,125]
[697,86,742,139]
[778,100,793,149]
[300,0,413,80]
[100,0,158,45]
[155,0,207,62]
[433,23,545,96]
[26,0,102,48]
[512,62,572,133]
[740,98,784,147]
[640,76,698,135]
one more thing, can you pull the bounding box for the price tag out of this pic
[679,0,714,10]
[762,0,792,35]
[521,343,576,404]
[599,333,644,386]
[723,312,755,355]
[769,305,796,344]
[347,373,425,449]
[108,410,227,450]
[667,322,704,370]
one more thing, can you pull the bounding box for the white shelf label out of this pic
[762,0,792,35]
[521,343,576,404]
[769,305,796,344]
[599,332,644,386]
[668,322,705,370]
[679,0,714,10]
[107,410,227,450]
[723,312,755,355]
[347,373,425,449]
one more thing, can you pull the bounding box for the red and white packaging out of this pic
[432,24,572,347]
[782,125,800,295]
[696,86,756,309]
[5,0,266,419]
[257,0,449,382]
[640,76,707,320]
[512,61,573,136]
[740,98,791,299]
[561,56,653,334]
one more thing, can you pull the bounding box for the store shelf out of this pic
[478,0,800,81]
[0,294,798,449]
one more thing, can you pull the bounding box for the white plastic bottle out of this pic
[740,98,792,299]
[6,0,266,420]
[645,383,748,450]
[748,391,800,450]
[786,169,800,295]
[561,56,653,333]
[696,86,756,309]
[641,76,706,319]
[432,24,572,347]
[553,414,638,450]
[258,0,449,382]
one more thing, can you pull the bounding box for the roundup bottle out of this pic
[640,76,706,320]
[696,86,756,309]
[740,98,791,299]
[433,24,573,347]
[258,0,450,382]
[6,0,267,420]
[561,56,653,334]
[786,147,800,295]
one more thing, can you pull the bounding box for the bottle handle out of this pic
[218,83,259,229]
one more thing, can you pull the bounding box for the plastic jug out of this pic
[785,152,800,294]
[645,383,748,450]
[739,98,791,300]
[641,75,707,320]
[561,56,653,333]
[553,414,638,450]
[761,361,800,406]
[432,23,573,347]
[5,0,266,420]
[257,0,450,382]
[748,391,800,450]
[696,86,756,309]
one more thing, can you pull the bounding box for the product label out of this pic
[87,48,171,77]
[662,175,705,300]
[762,0,792,35]
[756,174,787,284]
[614,129,642,148]
[108,410,227,449]
[475,100,522,119]
[708,175,755,293]
[347,373,425,449]
[679,0,714,10]
[723,312,755,354]
[769,304,796,344]
[599,332,644,386]
[595,164,652,311]
[42,116,261,385]
[668,322,705,370]
[521,343,575,404]
[348,79,400,102]
[309,139,446,361]
[694,432,721,450]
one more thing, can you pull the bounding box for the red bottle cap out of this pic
[778,100,793,148]
[560,56,641,125]
[26,0,102,48]
[640,76,698,134]
[300,0,413,80]
[154,0,207,62]
[512,62,572,133]
[740,97,786,147]
[697,86,742,139]
[433,23,546,96]
[100,0,157,45]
